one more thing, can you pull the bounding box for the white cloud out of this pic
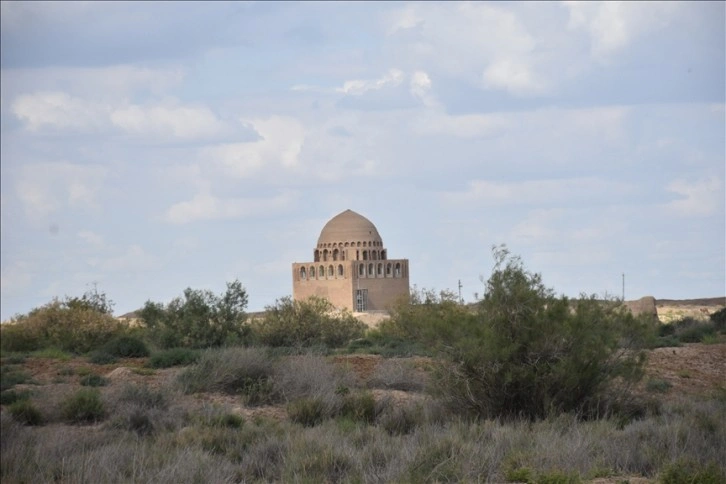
[78,230,104,246]
[384,3,545,95]
[336,69,405,95]
[110,102,229,140]
[444,177,634,207]
[563,1,678,59]
[12,91,110,131]
[412,111,509,139]
[664,177,723,217]
[2,65,184,101]
[90,244,157,272]
[482,58,544,95]
[409,70,438,107]
[165,191,297,225]
[15,162,108,221]
[202,116,305,177]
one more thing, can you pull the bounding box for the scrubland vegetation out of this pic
[1,247,725,483]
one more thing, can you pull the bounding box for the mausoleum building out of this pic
[292,209,410,312]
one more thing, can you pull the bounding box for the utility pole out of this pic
[458,279,463,304]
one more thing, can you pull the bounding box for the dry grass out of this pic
[2,345,725,483]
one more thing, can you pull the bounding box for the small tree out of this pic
[389,245,651,420]
[0,286,123,354]
[252,296,366,348]
[140,280,249,349]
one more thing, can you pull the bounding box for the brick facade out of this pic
[292,210,410,312]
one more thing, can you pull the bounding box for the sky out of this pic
[1,1,724,320]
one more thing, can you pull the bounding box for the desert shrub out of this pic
[87,350,117,365]
[178,347,278,405]
[378,401,425,435]
[710,307,726,332]
[347,329,431,357]
[366,358,427,391]
[102,335,149,358]
[252,296,366,348]
[0,353,26,365]
[0,366,30,392]
[273,354,355,417]
[0,389,31,406]
[653,335,682,348]
[340,391,377,424]
[32,348,72,360]
[140,280,250,349]
[288,398,328,427]
[388,246,650,421]
[62,388,105,423]
[147,347,200,368]
[208,413,245,429]
[0,287,123,354]
[80,374,108,387]
[505,466,535,483]
[660,459,725,484]
[668,317,717,343]
[8,400,43,426]
[645,378,672,393]
[118,383,168,409]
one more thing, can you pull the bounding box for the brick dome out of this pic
[316,209,382,247]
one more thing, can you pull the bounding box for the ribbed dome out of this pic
[317,209,382,246]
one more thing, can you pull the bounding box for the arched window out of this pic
[357,241,361,247]
[368,263,374,276]
[319,265,325,278]
[363,251,368,261]
[314,250,320,262]
[328,265,334,277]
[300,267,306,280]
[386,263,392,276]
[395,263,401,277]
[341,252,345,261]
[338,264,344,277]
[377,263,383,276]
[359,264,364,276]
[310,266,315,278]
[372,251,377,260]
[356,250,360,260]
[344,242,349,247]
[323,249,328,262]
[381,250,387,260]
[333,249,339,261]
[363,241,367,247]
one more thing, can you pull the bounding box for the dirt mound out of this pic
[644,343,726,398]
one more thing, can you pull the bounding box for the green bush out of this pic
[660,459,725,484]
[118,383,168,409]
[102,336,149,358]
[646,378,672,393]
[252,296,366,348]
[147,348,200,368]
[340,391,377,424]
[62,388,106,423]
[0,389,31,405]
[177,347,278,405]
[0,290,124,354]
[140,279,250,349]
[288,398,327,427]
[0,366,30,392]
[8,399,43,426]
[80,374,109,387]
[710,307,726,332]
[388,246,650,421]
[87,350,118,365]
